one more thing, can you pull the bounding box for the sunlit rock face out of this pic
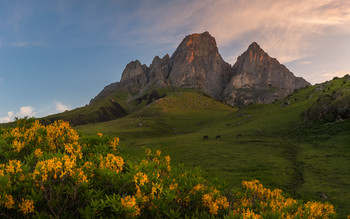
[168,31,232,99]
[223,42,310,106]
[91,32,310,107]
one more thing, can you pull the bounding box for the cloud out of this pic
[0,106,36,123]
[55,102,70,112]
[127,0,350,64]
[18,106,36,117]
[0,111,14,123]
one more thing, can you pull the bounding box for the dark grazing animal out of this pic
[203,135,209,140]
[215,135,221,139]
[236,134,243,137]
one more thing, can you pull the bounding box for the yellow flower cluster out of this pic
[18,198,35,215]
[231,180,335,218]
[4,159,22,175]
[110,137,119,151]
[0,194,15,209]
[5,120,83,159]
[305,201,335,218]
[32,154,87,184]
[34,148,43,157]
[134,172,149,186]
[201,189,230,215]
[99,154,124,173]
[169,182,178,190]
[121,195,140,217]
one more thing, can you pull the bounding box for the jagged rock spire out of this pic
[91,32,310,107]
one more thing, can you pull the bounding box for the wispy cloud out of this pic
[125,0,350,64]
[18,106,36,117]
[55,102,70,112]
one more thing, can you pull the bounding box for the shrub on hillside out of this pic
[0,119,336,218]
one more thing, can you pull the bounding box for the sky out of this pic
[1,0,350,122]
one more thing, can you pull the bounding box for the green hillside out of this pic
[1,77,349,216]
[75,77,350,217]
[40,87,179,126]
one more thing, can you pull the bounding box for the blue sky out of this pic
[1,0,350,122]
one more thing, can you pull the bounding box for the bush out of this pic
[0,119,336,218]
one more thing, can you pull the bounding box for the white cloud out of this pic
[0,106,36,123]
[18,106,36,118]
[55,102,70,112]
[0,111,14,123]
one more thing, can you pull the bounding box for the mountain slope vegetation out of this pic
[74,76,350,217]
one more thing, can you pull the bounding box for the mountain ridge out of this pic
[90,31,310,106]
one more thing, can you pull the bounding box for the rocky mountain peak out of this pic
[120,60,147,83]
[168,31,231,98]
[173,31,218,63]
[223,42,310,106]
[91,31,310,107]
[237,42,272,68]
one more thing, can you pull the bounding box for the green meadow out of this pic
[73,78,350,217]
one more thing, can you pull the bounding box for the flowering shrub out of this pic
[0,118,337,218]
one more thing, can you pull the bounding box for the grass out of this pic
[74,80,350,217]
[0,78,345,216]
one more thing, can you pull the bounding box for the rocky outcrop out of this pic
[223,42,310,106]
[168,31,232,99]
[148,55,170,86]
[120,60,149,91]
[91,32,310,107]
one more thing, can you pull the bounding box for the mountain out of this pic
[167,32,232,99]
[90,31,309,107]
[223,42,310,106]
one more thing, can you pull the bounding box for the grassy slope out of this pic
[41,90,131,125]
[69,80,350,217]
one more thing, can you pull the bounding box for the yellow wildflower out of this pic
[4,194,15,209]
[13,140,25,152]
[169,183,178,190]
[34,148,43,157]
[121,196,140,217]
[110,137,119,151]
[134,172,149,186]
[97,132,103,138]
[19,198,35,215]
[99,154,124,173]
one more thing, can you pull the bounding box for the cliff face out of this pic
[223,42,310,106]
[90,32,310,107]
[168,31,232,99]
